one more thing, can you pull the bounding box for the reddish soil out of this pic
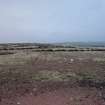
[0,86,105,105]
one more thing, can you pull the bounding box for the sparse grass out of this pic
[0,69,78,86]
[77,72,105,88]
[0,48,105,98]
[0,68,105,90]
[0,69,32,86]
[93,58,105,63]
[31,70,77,81]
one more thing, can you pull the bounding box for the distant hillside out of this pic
[55,42,105,48]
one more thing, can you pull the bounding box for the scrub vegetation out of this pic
[0,43,105,105]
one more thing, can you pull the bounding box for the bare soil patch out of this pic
[0,85,105,105]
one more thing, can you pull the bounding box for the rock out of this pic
[70,59,74,63]
[17,102,21,105]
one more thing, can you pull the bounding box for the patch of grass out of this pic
[0,69,32,87]
[0,68,105,91]
[93,58,105,62]
[31,70,79,82]
[77,72,105,88]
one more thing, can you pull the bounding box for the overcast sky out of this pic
[0,0,105,43]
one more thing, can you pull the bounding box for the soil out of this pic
[0,82,105,105]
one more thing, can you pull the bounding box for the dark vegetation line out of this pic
[1,48,105,52]
[0,43,105,51]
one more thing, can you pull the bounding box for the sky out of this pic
[0,0,105,43]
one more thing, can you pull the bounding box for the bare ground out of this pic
[0,82,105,105]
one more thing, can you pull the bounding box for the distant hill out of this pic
[54,42,105,48]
